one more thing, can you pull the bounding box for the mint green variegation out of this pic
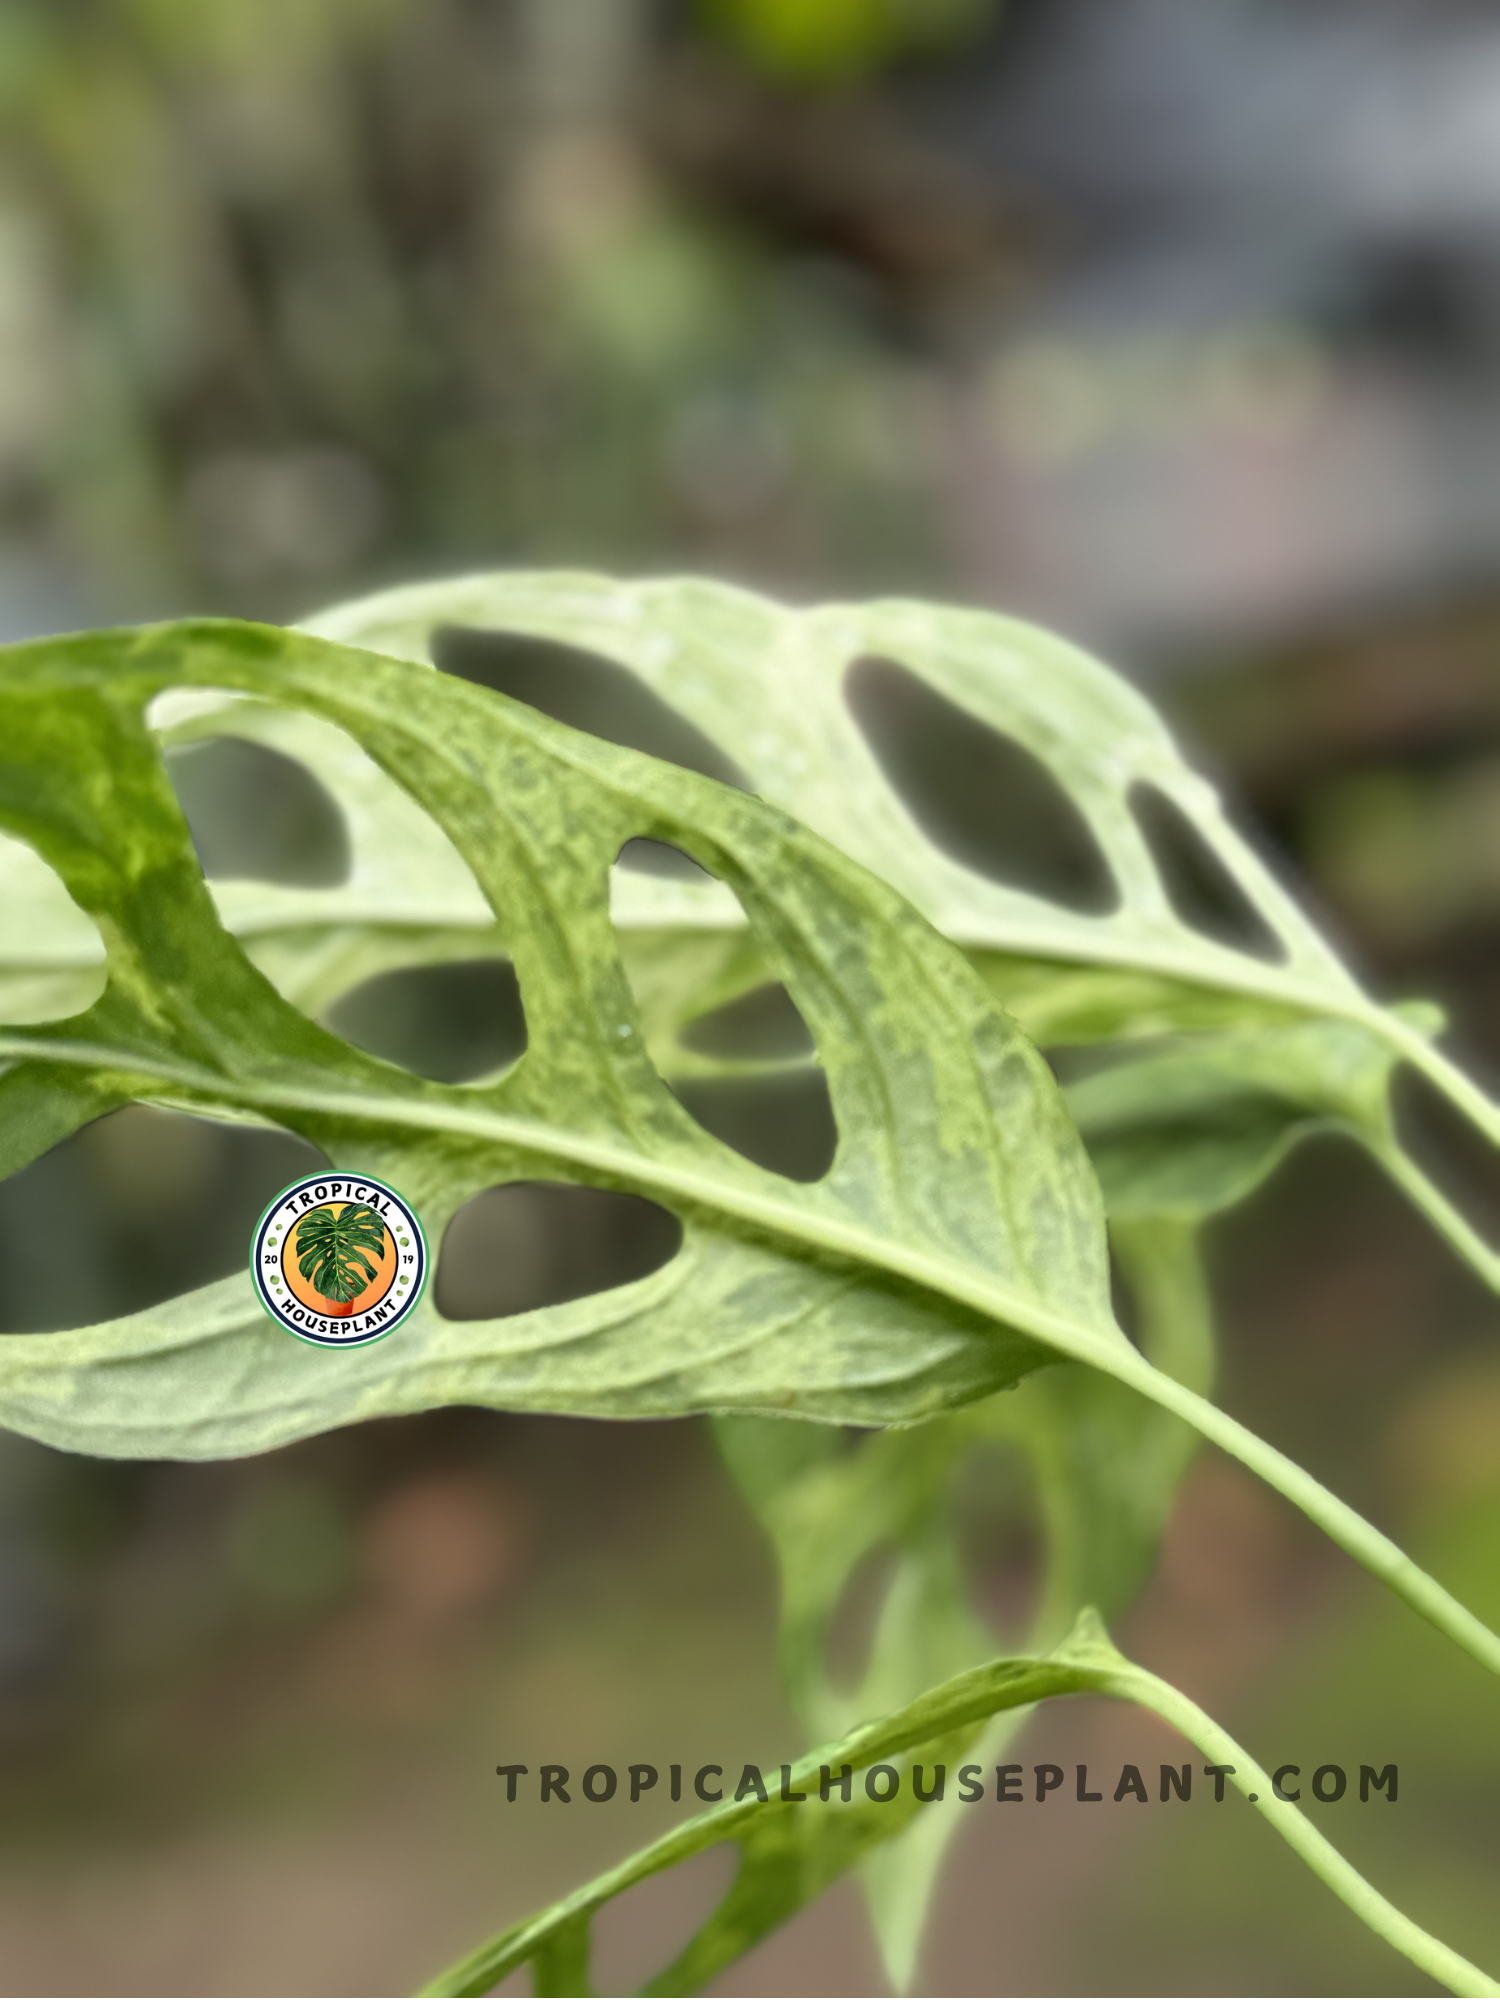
[2,601,1496,2000]
[0,616,1120,1455]
[296,571,1500,1290]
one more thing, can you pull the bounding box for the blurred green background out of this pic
[2,1,1500,1993]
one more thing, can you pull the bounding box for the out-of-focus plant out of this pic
[1,576,1497,1994]
[698,0,999,84]
[0,0,960,619]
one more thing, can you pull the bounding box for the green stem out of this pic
[1377,1143,1500,1296]
[1388,1014,1500,1154]
[418,1620,1498,2000]
[6,1032,1498,1684]
[1107,1351,1500,1679]
[1106,1654,1499,1998]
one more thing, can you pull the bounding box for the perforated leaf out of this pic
[298,572,1496,1286]
[4,610,1496,2000]
[2,621,1492,1683]
[0,616,1126,1457]
[301,572,1354,1022]
[290,572,1500,1986]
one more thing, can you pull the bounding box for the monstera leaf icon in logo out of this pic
[250,1173,428,1347]
[295,1202,388,1316]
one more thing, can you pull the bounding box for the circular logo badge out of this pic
[250,1174,428,1348]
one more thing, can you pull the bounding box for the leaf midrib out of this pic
[3,893,1379,1029]
[244,899,1370,1015]
[0,1028,1128,1376]
[302,586,1360,996]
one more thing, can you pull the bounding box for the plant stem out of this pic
[1105,1655,1500,1998]
[419,1618,1499,2000]
[1387,1013,1500,1154]
[1377,1143,1500,1295]
[8,1028,1499,1683]
[1107,1352,1500,1678]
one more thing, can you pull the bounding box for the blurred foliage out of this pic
[0,0,963,621]
[1,3,1499,1994]
[698,0,998,84]
[6,578,1500,1991]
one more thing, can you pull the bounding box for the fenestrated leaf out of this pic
[301,572,1500,1286]
[147,688,512,1018]
[3,615,1497,1707]
[152,586,1497,1308]
[5,609,1497,2000]
[3,618,1496,1685]
[0,616,1124,1456]
[12,575,1486,1273]
[298,573,1362,1033]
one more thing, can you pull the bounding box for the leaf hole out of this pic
[673,1072,838,1183]
[680,983,817,1064]
[824,1538,900,1696]
[165,737,350,886]
[435,1184,682,1321]
[589,1844,740,1999]
[1129,782,1287,962]
[612,847,838,1183]
[616,836,716,882]
[435,627,751,790]
[1391,1062,1500,1257]
[0,1108,324,1333]
[0,832,107,1024]
[845,655,1119,913]
[322,960,527,1085]
[152,696,500,990]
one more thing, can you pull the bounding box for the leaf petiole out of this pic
[421,1615,1499,2000]
[1103,1347,1500,1679]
